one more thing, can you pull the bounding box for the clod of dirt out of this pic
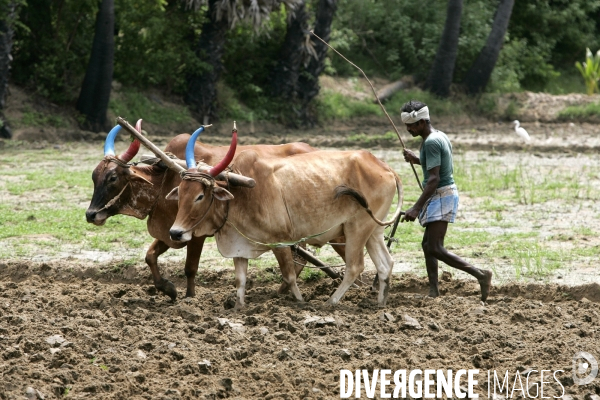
[401,314,423,329]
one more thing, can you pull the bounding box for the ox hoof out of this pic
[325,299,338,307]
[157,279,177,301]
[277,282,290,295]
[233,301,245,311]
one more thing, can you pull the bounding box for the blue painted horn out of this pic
[185,123,237,176]
[185,126,206,169]
[104,120,142,162]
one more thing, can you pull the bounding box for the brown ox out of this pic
[165,132,403,308]
[86,122,344,300]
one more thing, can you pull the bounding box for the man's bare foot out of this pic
[478,270,493,302]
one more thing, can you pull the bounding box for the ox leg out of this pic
[184,235,205,298]
[273,247,304,302]
[365,230,393,307]
[145,239,177,300]
[326,234,369,306]
[331,236,371,287]
[233,258,248,310]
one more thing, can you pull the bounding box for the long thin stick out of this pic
[310,31,423,191]
[117,117,186,173]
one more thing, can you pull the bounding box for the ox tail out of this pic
[334,171,403,227]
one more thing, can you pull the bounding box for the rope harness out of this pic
[177,171,217,235]
[177,171,230,237]
[95,156,132,213]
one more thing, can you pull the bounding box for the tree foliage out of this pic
[329,0,600,93]
[4,0,600,118]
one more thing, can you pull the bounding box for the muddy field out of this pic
[2,121,600,399]
[1,261,599,400]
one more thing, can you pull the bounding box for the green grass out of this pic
[316,88,467,122]
[557,102,600,122]
[317,92,382,120]
[0,143,149,259]
[453,155,599,205]
[299,267,326,282]
[3,170,89,196]
[18,108,69,128]
[109,89,194,126]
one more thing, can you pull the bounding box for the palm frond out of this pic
[215,0,302,29]
[183,0,207,11]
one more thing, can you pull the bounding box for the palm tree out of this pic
[76,0,115,132]
[270,0,309,101]
[462,0,515,94]
[183,0,301,124]
[424,0,463,98]
[0,1,18,139]
[296,0,337,125]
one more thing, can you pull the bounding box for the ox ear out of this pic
[213,186,234,201]
[128,169,153,186]
[165,187,179,201]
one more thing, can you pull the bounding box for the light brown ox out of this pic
[164,132,403,308]
[86,122,345,301]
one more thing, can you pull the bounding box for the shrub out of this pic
[575,48,600,95]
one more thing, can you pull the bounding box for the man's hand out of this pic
[401,206,419,222]
[403,149,419,164]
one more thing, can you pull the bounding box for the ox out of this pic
[86,121,344,300]
[162,129,403,308]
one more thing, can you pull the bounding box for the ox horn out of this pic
[184,126,206,169]
[207,122,237,177]
[103,120,141,163]
[116,117,186,173]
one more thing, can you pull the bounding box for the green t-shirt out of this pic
[419,129,455,188]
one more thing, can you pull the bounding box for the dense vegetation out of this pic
[4,0,600,128]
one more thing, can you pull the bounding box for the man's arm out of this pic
[402,166,440,222]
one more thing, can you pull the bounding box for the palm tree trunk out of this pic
[424,0,463,98]
[463,0,515,94]
[185,0,229,125]
[297,0,337,125]
[0,1,17,139]
[76,0,114,133]
[270,0,309,100]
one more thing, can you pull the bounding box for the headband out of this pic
[401,106,430,124]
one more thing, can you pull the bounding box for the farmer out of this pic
[400,100,493,301]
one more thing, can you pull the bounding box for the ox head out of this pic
[86,120,147,225]
[167,124,238,242]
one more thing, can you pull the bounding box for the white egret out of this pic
[513,120,530,142]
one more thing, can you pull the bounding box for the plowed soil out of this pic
[1,260,599,399]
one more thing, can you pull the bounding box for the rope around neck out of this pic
[223,220,338,249]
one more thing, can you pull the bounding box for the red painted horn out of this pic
[118,119,142,162]
[208,124,238,177]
